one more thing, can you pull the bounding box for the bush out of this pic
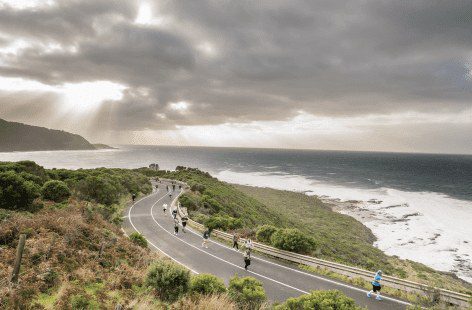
[41,180,71,202]
[190,274,227,295]
[76,175,122,205]
[256,225,279,244]
[129,232,147,248]
[228,275,266,309]
[274,290,363,310]
[146,260,190,302]
[204,215,243,231]
[270,228,316,254]
[0,171,40,211]
[191,183,206,193]
[70,294,92,310]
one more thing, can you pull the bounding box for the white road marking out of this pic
[127,189,199,274]
[151,196,309,295]
[170,187,411,306]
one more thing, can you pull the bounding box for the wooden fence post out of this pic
[11,234,26,284]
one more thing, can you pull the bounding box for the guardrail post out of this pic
[11,234,26,284]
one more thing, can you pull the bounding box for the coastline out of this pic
[216,170,472,284]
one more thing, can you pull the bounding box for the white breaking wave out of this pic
[216,170,472,283]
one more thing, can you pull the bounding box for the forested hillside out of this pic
[0,118,97,152]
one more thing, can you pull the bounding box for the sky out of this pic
[0,0,471,154]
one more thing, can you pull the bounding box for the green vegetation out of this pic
[145,260,191,302]
[0,161,368,310]
[129,232,148,248]
[41,180,71,202]
[190,274,227,295]
[0,118,97,152]
[270,228,316,254]
[0,170,40,211]
[228,275,267,309]
[274,290,363,310]
[146,167,470,295]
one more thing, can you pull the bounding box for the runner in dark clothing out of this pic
[172,209,178,219]
[232,234,239,251]
[172,184,176,191]
[174,218,179,235]
[132,193,136,202]
[244,250,251,270]
[202,229,210,248]
[181,217,188,233]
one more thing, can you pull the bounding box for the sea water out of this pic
[1,145,471,282]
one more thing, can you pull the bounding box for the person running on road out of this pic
[132,193,136,202]
[181,217,188,233]
[169,193,173,199]
[202,229,211,248]
[172,184,176,191]
[163,203,168,213]
[174,218,179,235]
[244,238,253,252]
[367,270,383,300]
[172,208,178,219]
[244,249,251,270]
[155,184,159,189]
[166,185,169,191]
[232,234,239,251]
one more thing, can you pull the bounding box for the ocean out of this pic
[1,145,471,282]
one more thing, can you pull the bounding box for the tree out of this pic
[228,275,266,309]
[0,171,40,211]
[270,228,316,254]
[274,290,363,310]
[41,180,71,202]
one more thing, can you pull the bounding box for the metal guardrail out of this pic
[165,178,470,308]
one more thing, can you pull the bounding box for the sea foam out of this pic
[216,170,472,283]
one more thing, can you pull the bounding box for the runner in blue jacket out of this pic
[367,270,383,300]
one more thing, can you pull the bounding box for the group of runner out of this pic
[158,180,384,300]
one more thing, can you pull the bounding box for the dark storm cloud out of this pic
[0,0,471,133]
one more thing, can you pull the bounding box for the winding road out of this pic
[123,181,410,309]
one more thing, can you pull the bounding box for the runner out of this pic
[367,270,383,300]
[181,217,188,233]
[202,229,211,248]
[163,203,168,213]
[174,218,179,235]
[172,184,176,191]
[169,193,173,199]
[244,238,254,252]
[155,184,159,189]
[166,185,169,191]
[244,249,251,270]
[131,193,136,202]
[232,234,239,251]
[172,208,178,219]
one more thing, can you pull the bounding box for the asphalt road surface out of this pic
[123,181,410,309]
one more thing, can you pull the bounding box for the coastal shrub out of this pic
[204,214,243,231]
[41,180,71,202]
[191,183,206,193]
[228,275,266,309]
[146,260,190,302]
[76,175,122,205]
[190,274,227,295]
[274,290,362,310]
[129,232,147,248]
[201,195,222,213]
[0,171,40,211]
[179,193,200,211]
[256,225,279,244]
[270,228,316,254]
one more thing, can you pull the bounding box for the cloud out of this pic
[0,0,470,152]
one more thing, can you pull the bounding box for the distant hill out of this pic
[0,118,112,152]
